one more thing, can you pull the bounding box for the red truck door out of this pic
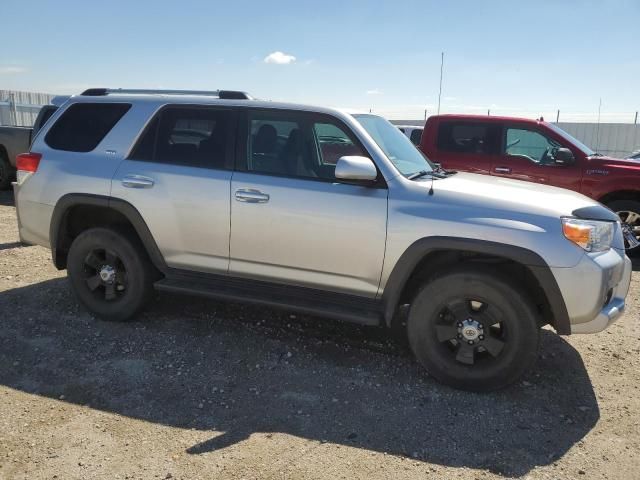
[427,120,501,174]
[492,124,582,192]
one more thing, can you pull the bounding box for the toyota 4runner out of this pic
[13,88,632,391]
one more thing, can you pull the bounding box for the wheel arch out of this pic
[598,190,640,206]
[381,237,571,335]
[50,193,166,272]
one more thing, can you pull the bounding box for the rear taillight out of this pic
[16,152,42,172]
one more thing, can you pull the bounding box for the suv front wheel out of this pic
[67,227,155,321]
[407,268,540,392]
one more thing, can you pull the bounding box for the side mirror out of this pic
[554,148,575,165]
[335,156,378,183]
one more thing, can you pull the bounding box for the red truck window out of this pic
[436,122,500,155]
[505,127,560,164]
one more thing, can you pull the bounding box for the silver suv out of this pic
[14,88,632,391]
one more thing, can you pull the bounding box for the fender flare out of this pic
[49,193,167,271]
[381,237,571,335]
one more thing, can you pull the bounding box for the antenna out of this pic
[437,52,444,115]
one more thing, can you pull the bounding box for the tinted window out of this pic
[45,103,130,152]
[436,121,500,154]
[410,128,422,145]
[130,107,234,169]
[505,127,560,163]
[246,111,366,180]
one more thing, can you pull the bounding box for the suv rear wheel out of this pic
[67,227,154,321]
[407,268,540,392]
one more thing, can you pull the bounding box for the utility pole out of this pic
[596,98,602,153]
[487,109,490,116]
[9,93,17,126]
[556,109,560,123]
[437,52,444,115]
[424,109,427,121]
[635,111,638,125]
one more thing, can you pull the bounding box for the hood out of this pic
[588,155,640,172]
[427,172,603,220]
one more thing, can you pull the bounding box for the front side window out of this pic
[354,114,433,176]
[246,111,367,180]
[436,121,500,155]
[130,106,234,169]
[313,122,362,165]
[505,127,560,164]
[45,103,131,152]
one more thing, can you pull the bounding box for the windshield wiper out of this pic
[407,169,453,180]
[407,170,435,180]
[589,152,603,157]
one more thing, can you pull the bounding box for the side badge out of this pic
[585,169,609,176]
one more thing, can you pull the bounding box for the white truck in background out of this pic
[0,97,67,189]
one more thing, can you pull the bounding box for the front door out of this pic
[492,125,582,192]
[111,105,236,273]
[229,109,388,298]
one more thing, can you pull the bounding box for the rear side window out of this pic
[45,103,130,152]
[130,106,234,169]
[436,121,500,155]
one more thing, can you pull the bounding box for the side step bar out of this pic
[154,271,383,326]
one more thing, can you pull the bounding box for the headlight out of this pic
[561,217,614,252]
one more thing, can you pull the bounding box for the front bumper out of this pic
[552,248,632,334]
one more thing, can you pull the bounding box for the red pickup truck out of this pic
[419,114,640,251]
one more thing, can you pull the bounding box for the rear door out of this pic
[111,105,236,273]
[229,108,388,297]
[492,124,582,191]
[431,120,501,174]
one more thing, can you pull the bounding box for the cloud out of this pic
[366,89,383,95]
[0,66,27,75]
[264,51,296,65]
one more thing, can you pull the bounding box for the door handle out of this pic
[494,167,512,174]
[122,175,155,189]
[235,189,270,203]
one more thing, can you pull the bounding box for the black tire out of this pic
[606,199,640,254]
[67,227,155,321]
[0,152,13,190]
[407,268,540,392]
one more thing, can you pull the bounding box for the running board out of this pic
[154,270,383,326]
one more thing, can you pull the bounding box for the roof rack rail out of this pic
[80,88,253,100]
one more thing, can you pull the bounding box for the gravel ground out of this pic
[1,189,639,480]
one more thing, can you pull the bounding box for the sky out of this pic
[1,0,639,121]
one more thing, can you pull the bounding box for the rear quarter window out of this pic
[45,103,131,152]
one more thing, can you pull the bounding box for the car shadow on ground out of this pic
[0,241,23,251]
[1,278,599,477]
[632,256,640,272]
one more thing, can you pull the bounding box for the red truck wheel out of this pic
[608,200,640,253]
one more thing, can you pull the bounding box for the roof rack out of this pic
[80,88,253,100]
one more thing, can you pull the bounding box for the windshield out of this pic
[353,114,434,176]
[546,123,596,156]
